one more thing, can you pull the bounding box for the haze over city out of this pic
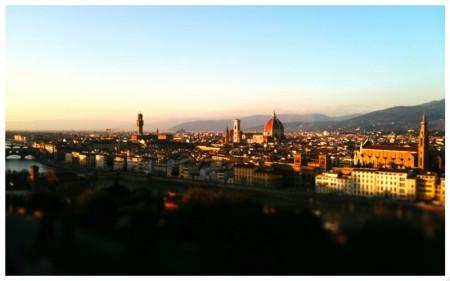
[5,5,446,276]
[6,6,444,131]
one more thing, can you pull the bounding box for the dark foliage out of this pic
[6,187,445,275]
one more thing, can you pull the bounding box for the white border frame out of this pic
[0,1,447,280]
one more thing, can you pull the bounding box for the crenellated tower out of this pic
[137,112,144,135]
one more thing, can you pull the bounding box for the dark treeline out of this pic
[6,170,31,190]
[6,183,445,275]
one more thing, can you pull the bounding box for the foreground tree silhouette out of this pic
[6,187,444,275]
[342,218,444,275]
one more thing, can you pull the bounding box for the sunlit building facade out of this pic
[353,141,417,169]
[353,113,429,170]
[316,168,416,200]
[416,171,437,201]
[438,176,445,204]
[315,172,352,195]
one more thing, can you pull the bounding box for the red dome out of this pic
[264,112,284,137]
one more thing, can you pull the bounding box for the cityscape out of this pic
[4,5,446,277]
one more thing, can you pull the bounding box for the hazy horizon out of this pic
[6,111,361,131]
[5,98,444,131]
[6,6,444,130]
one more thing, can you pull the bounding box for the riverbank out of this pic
[38,158,444,215]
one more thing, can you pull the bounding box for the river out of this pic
[5,158,49,174]
[5,140,48,173]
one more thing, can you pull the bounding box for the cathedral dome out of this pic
[263,111,284,138]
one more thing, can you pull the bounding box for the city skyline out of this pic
[6,6,445,130]
[4,4,446,277]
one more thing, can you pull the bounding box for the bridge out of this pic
[5,146,47,160]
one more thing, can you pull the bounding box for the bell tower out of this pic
[233,119,241,143]
[418,112,428,170]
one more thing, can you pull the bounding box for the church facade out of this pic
[353,113,429,170]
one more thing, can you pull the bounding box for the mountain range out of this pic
[169,113,361,132]
[170,99,445,132]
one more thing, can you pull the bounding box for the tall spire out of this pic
[272,110,276,117]
[418,112,429,170]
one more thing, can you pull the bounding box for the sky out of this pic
[5,6,445,130]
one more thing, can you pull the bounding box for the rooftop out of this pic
[362,144,417,152]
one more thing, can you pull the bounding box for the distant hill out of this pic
[169,99,444,132]
[169,113,359,132]
[282,99,445,132]
[332,113,362,122]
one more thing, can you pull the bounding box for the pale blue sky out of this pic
[6,6,445,130]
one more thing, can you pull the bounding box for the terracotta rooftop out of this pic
[363,144,417,152]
